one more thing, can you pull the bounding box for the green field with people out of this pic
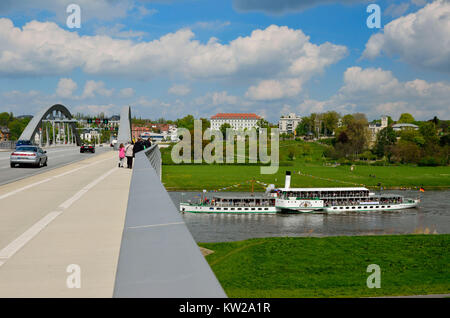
[199,234,450,298]
[161,140,450,191]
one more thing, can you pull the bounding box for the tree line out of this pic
[291,111,449,166]
[0,112,31,141]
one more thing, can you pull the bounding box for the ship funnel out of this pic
[285,171,291,189]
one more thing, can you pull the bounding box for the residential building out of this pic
[132,125,151,141]
[0,126,10,141]
[278,113,302,134]
[368,115,388,143]
[210,113,261,131]
[392,123,419,132]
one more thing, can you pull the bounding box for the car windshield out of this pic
[16,146,37,152]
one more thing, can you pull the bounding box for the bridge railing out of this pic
[113,144,226,298]
[0,141,16,149]
[143,144,161,180]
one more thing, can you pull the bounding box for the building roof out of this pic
[211,113,261,120]
[392,123,418,128]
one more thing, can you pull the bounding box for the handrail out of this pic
[113,145,226,297]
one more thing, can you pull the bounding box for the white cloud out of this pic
[72,104,116,116]
[385,3,410,18]
[363,0,450,72]
[295,66,450,120]
[56,78,77,98]
[81,80,113,99]
[168,84,191,96]
[245,78,303,100]
[191,21,231,30]
[411,0,429,6]
[194,91,240,106]
[0,19,347,91]
[119,87,135,98]
[95,24,148,39]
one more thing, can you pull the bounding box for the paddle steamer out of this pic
[275,171,420,213]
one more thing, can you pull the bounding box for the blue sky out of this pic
[0,0,448,122]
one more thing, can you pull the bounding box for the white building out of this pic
[278,113,302,134]
[80,130,100,143]
[210,113,261,131]
[392,123,419,132]
[368,115,388,142]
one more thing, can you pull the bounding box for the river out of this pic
[168,190,450,242]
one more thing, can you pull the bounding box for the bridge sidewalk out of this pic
[0,151,132,297]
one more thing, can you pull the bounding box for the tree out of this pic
[175,115,195,131]
[8,119,25,140]
[337,131,349,144]
[0,112,12,127]
[219,123,231,139]
[322,111,340,136]
[374,126,397,158]
[397,113,415,124]
[287,146,296,161]
[334,113,369,158]
[200,117,211,132]
[100,129,111,143]
[389,140,421,164]
[419,121,437,140]
[295,116,312,136]
[399,129,425,146]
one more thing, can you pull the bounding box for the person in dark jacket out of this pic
[144,138,152,149]
[133,138,144,156]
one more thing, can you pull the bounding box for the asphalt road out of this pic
[0,151,132,297]
[0,145,113,186]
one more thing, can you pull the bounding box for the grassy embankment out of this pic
[199,234,450,298]
[162,140,450,191]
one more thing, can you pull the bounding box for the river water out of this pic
[168,190,450,242]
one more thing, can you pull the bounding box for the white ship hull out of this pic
[275,198,324,213]
[180,203,278,214]
[323,199,420,213]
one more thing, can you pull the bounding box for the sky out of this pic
[0,0,449,122]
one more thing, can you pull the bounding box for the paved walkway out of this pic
[0,151,132,297]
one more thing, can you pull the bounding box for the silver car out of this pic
[10,146,48,168]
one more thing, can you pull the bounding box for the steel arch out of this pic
[115,106,132,149]
[19,104,81,146]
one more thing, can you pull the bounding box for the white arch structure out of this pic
[18,104,81,146]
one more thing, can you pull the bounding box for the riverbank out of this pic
[161,140,450,191]
[162,164,450,191]
[199,234,450,298]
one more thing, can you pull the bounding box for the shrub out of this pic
[418,156,441,167]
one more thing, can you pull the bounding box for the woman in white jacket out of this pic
[125,142,134,169]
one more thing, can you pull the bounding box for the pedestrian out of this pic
[133,137,144,156]
[144,137,152,149]
[118,143,125,167]
[125,142,134,169]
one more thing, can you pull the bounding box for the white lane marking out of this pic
[127,222,185,230]
[0,157,112,201]
[0,211,62,260]
[59,168,117,210]
[0,168,118,267]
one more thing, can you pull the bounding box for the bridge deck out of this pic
[0,151,131,297]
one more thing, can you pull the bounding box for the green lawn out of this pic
[199,235,450,298]
[162,163,450,191]
[161,140,450,191]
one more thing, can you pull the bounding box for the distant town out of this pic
[1,110,448,167]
